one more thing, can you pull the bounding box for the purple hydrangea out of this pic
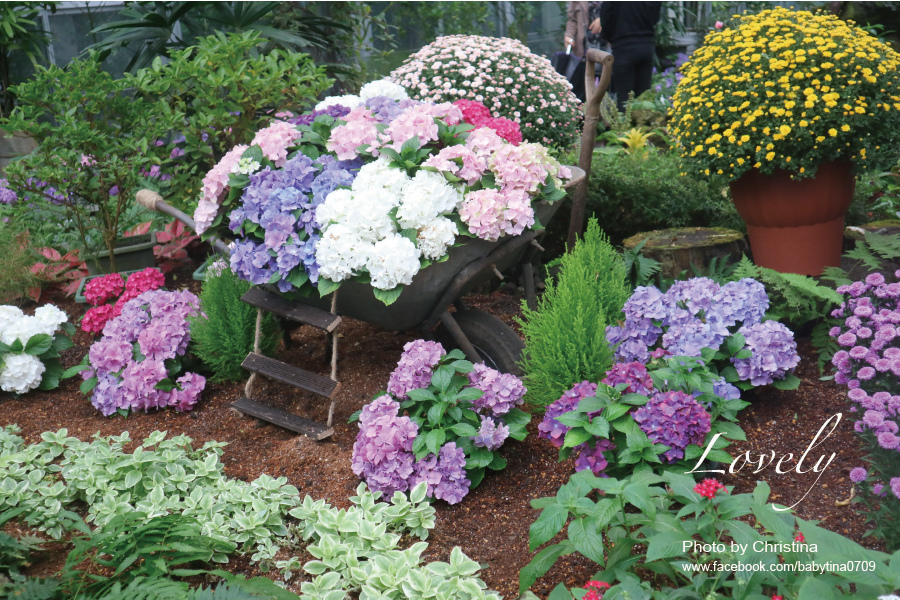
[468,363,526,416]
[350,395,419,495]
[86,290,205,415]
[572,439,615,476]
[731,320,800,386]
[537,381,598,448]
[0,179,17,204]
[411,442,471,504]
[601,361,655,395]
[386,340,445,399]
[288,104,352,126]
[362,96,421,124]
[471,415,509,450]
[633,390,711,463]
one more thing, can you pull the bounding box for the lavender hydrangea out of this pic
[573,439,615,476]
[386,340,445,399]
[633,390,711,463]
[84,290,205,416]
[731,320,800,386]
[468,363,526,416]
[411,442,471,504]
[350,395,419,495]
[471,416,509,450]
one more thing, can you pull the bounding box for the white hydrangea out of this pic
[0,306,24,333]
[417,217,458,260]
[1,315,51,346]
[396,170,463,229]
[352,158,411,198]
[33,305,68,333]
[316,224,374,282]
[317,188,396,243]
[366,234,421,290]
[359,79,409,102]
[0,353,46,394]
[315,95,362,111]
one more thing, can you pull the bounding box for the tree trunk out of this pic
[623,227,748,280]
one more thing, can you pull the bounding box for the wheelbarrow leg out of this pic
[440,311,481,364]
[522,262,537,311]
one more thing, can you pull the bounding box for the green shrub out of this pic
[517,220,630,408]
[554,149,744,247]
[0,222,37,302]
[189,262,279,382]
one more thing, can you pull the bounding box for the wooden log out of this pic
[623,227,748,280]
[844,220,900,243]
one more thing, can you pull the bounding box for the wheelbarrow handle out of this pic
[566,48,614,251]
[135,189,231,256]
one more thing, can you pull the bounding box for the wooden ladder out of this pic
[231,287,341,440]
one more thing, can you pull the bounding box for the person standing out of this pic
[599,1,661,111]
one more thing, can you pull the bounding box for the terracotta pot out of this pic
[729,160,856,275]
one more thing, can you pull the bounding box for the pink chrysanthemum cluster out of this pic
[389,35,581,148]
[454,99,522,145]
[693,478,728,500]
[81,268,166,334]
[81,289,205,416]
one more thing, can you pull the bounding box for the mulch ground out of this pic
[0,256,881,597]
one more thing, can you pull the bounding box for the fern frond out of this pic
[845,241,884,271]
[821,266,852,288]
[76,577,190,600]
[865,232,900,261]
[4,577,62,600]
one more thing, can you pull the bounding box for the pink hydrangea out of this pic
[459,189,505,241]
[84,273,124,306]
[489,117,522,145]
[125,268,165,294]
[465,127,505,158]
[327,107,380,160]
[382,104,441,151]
[194,144,248,233]
[454,99,493,126]
[415,102,464,125]
[82,304,115,334]
[251,121,303,167]
[499,188,535,236]
[489,142,555,193]
[422,145,487,185]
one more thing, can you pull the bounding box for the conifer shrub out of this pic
[189,262,279,382]
[517,220,630,407]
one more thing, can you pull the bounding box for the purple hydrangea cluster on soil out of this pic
[83,289,205,416]
[352,339,525,503]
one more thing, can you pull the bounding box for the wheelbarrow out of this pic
[136,49,612,376]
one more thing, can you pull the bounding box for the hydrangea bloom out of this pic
[538,381,598,448]
[84,273,124,306]
[359,79,409,101]
[84,290,205,416]
[387,340,445,399]
[366,234,421,290]
[601,362,655,395]
[468,363,526,416]
[194,144,248,234]
[0,353,46,394]
[471,416,509,450]
[350,395,419,495]
[633,390,712,462]
[250,121,303,167]
[731,320,800,386]
[573,439,615,476]
[411,442,471,504]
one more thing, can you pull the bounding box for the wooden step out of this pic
[241,353,340,399]
[241,287,341,332]
[231,397,333,440]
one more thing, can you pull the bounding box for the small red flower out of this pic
[794,532,805,543]
[772,595,784,600]
[693,478,728,500]
[583,581,611,600]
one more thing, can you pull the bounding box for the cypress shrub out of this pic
[189,262,279,382]
[517,219,630,408]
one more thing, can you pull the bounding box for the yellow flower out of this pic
[841,124,850,132]
[766,151,776,160]
[828,128,838,136]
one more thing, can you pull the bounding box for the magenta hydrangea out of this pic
[573,439,615,476]
[633,390,712,463]
[601,362,655,396]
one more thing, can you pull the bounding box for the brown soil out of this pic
[0,259,881,597]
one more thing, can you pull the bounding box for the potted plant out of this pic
[1,56,179,274]
[669,8,900,275]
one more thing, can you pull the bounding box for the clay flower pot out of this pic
[729,161,855,276]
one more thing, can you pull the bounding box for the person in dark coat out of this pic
[599,1,661,111]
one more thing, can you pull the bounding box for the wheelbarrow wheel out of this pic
[437,309,525,376]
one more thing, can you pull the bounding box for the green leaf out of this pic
[373,286,404,306]
[24,333,52,356]
[529,503,569,551]
[431,367,452,392]
[406,388,437,402]
[520,543,572,594]
[80,376,98,394]
[568,517,605,565]
[63,364,91,379]
[796,576,836,600]
[425,429,446,455]
[449,423,478,437]
[772,373,801,390]
[645,531,693,562]
[316,277,341,298]
[51,334,74,354]
[601,403,630,422]
[487,453,507,470]
[583,417,610,439]
[563,428,593,449]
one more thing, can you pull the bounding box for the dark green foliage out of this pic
[2,577,61,600]
[0,222,37,302]
[553,149,745,247]
[189,264,278,382]
[622,239,661,290]
[730,255,843,332]
[60,512,235,598]
[0,508,43,578]
[518,220,630,408]
[823,232,900,287]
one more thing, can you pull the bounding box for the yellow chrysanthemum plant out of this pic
[669,8,900,182]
